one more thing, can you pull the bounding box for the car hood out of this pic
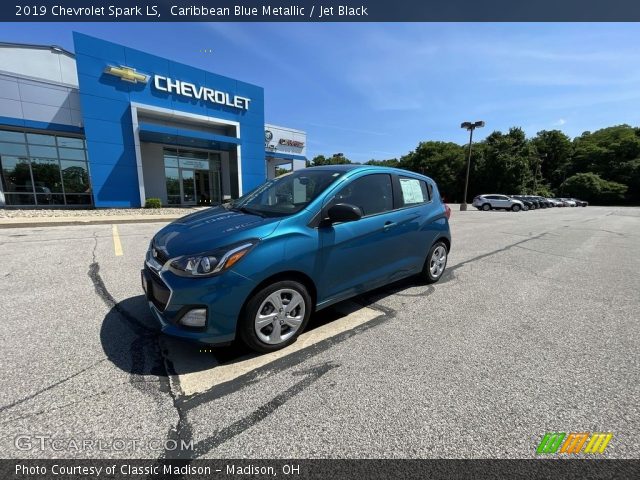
[152,206,281,258]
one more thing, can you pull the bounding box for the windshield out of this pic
[227,169,346,217]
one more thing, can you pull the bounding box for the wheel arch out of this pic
[243,270,318,314]
[435,236,451,252]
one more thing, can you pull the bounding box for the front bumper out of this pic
[141,264,256,345]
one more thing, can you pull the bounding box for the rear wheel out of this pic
[238,280,312,353]
[421,241,448,284]
[482,203,491,211]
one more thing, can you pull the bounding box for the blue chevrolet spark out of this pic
[142,165,451,352]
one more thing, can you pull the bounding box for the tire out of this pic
[523,205,529,211]
[421,240,448,284]
[511,204,521,212]
[238,280,312,353]
[481,203,491,211]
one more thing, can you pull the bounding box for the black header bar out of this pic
[2,459,640,480]
[4,0,640,22]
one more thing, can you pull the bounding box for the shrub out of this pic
[561,173,627,204]
[145,197,162,209]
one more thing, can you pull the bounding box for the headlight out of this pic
[168,240,258,277]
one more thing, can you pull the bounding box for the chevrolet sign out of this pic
[104,66,148,84]
[154,75,251,110]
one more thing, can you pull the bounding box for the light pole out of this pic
[460,120,485,211]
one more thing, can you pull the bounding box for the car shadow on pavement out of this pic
[100,294,354,377]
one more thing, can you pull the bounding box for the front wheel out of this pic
[421,241,448,284]
[238,280,312,353]
[512,204,521,212]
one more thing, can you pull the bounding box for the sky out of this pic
[1,23,639,162]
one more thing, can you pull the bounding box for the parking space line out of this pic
[112,224,123,256]
[166,301,383,397]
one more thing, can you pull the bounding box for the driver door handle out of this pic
[383,221,396,231]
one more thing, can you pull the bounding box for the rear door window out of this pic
[398,176,430,206]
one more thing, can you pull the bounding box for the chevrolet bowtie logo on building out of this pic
[104,65,149,84]
[537,432,613,455]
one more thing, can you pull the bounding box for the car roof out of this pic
[298,164,434,181]
[301,164,364,172]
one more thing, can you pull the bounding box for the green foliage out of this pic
[145,197,162,209]
[365,158,400,167]
[311,123,640,204]
[399,142,466,202]
[531,130,573,189]
[309,154,352,166]
[561,173,627,204]
[470,128,538,201]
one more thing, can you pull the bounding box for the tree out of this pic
[365,158,400,167]
[471,127,535,197]
[398,142,466,201]
[531,130,573,189]
[561,172,627,204]
[309,154,352,166]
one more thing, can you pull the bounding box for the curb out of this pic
[0,216,182,229]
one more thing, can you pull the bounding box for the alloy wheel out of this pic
[430,245,447,278]
[254,288,306,345]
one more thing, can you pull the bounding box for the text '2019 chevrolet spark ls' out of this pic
[142,165,452,352]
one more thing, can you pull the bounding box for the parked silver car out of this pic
[472,194,525,212]
[559,198,577,207]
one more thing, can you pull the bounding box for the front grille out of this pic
[146,269,171,311]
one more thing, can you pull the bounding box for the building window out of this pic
[0,128,92,207]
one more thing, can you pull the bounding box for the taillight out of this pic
[444,203,451,220]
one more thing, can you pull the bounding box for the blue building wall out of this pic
[73,33,265,208]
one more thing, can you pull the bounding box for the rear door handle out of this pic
[383,221,396,230]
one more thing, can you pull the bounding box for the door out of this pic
[194,169,222,205]
[317,173,404,301]
[181,169,196,204]
[495,195,511,208]
[194,170,210,205]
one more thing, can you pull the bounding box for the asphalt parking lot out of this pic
[0,206,638,459]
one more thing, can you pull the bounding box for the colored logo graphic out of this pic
[537,432,613,454]
[104,65,149,84]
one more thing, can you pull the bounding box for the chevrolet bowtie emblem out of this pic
[104,65,148,84]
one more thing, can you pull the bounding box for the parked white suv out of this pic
[472,194,525,212]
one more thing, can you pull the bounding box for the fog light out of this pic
[180,308,207,328]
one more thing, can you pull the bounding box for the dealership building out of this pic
[0,33,307,208]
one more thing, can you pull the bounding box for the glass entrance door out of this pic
[163,148,222,206]
[181,169,196,204]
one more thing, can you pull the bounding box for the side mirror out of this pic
[327,203,363,223]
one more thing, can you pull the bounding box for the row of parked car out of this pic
[472,194,588,212]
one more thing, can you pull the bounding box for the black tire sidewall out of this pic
[482,204,491,211]
[238,280,312,353]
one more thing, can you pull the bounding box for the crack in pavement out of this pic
[446,231,551,275]
[86,230,177,425]
[152,361,339,474]
[0,358,108,414]
[514,244,583,261]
